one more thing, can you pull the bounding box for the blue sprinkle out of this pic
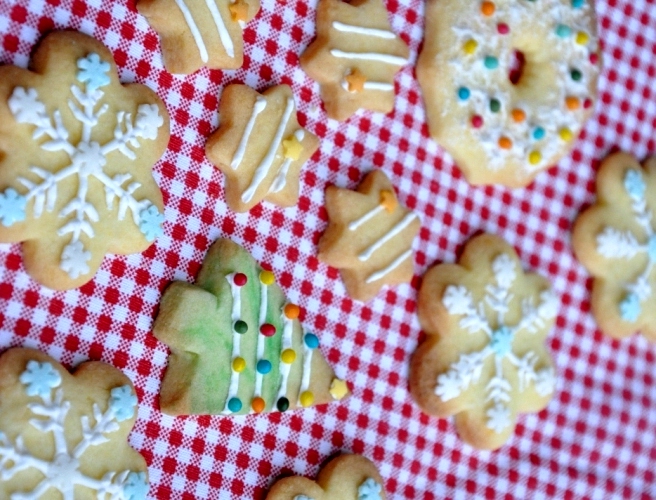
[556,24,572,38]
[571,0,584,7]
[256,359,272,375]
[304,333,319,349]
[227,397,242,413]
[484,56,499,69]
[457,87,470,100]
[533,127,546,140]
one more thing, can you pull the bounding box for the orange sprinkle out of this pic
[284,303,300,320]
[481,1,495,15]
[498,137,512,149]
[565,96,580,110]
[511,109,526,123]
[380,190,398,213]
[251,397,265,413]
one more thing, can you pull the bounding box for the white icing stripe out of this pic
[223,273,243,413]
[254,279,268,397]
[231,97,267,170]
[276,307,295,402]
[365,248,413,284]
[358,212,418,261]
[332,21,396,39]
[174,0,209,63]
[348,204,384,231]
[205,0,235,58]
[298,343,313,404]
[241,97,295,203]
[341,80,395,93]
[270,129,305,193]
[330,49,407,66]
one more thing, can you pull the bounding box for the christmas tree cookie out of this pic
[153,238,349,415]
[0,347,148,499]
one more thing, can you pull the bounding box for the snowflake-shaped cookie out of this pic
[410,234,557,450]
[205,84,319,212]
[573,152,656,340]
[318,170,420,301]
[0,347,148,499]
[0,32,169,290]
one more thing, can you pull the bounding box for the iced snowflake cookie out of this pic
[409,234,558,450]
[266,454,385,500]
[300,0,409,121]
[418,0,600,187]
[0,31,168,290]
[205,84,320,213]
[137,0,260,74]
[572,152,656,340]
[153,238,349,415]
[318,170,420,302]
[0,347,147,499]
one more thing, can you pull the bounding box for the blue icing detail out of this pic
[19,360,61,398]
[358,477,383,500]
[109,385,138,422]
[490,326,513,357]
[77,53,110,91]
[228,397,242,412]
[304,333,319,349]
[619,293,641,322]
[123,471,149,500]
[624,169,645,200]
[257,359,272,375]
[139,204,165,242]
[0,188,27,227]
[648,236,656,262]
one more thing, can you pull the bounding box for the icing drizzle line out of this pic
[330,49,407,66]
[223,273,244,413]
[365,248,412,284]
[254,277,270,397]
[270,130,305,194]
[231,96,267,169]
[332,21,396,39]
[358,212,418,261]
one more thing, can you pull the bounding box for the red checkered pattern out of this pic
[1,0,656,498]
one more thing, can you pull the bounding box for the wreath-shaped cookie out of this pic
[410,234,557,449]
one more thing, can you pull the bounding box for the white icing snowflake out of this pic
[437,253,557,433]
[0,50,165,281]
[0,360,147,499]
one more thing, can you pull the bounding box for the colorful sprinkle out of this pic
[497,23,509,35]
[481,1,495,15]
[570,68,582,81]
[281,348,296,364]
[458,87,471,100]
[559,128,573,141]
[304,333,319,349]
[590,52,599,65]
[511,109,526,123]
[484,56,499,69]
[498,137,512,149]
[380,190,397,212]
[571,0,584,7]
[533,127,545,140]
[259,270,275,285]
[556,24,571,38]
[227,397,242,413]
[463,39,478,55]
[489,99,501,113]
[529,151,542,165]
[257,359,272,374]
[251,397,265,413]
[471,115,484,128]
[299,391,314,407]
[576,31,589,45]
[232,357,246,372]
[583,98,593,109]
[284,303,300,319]
[260,323,276,337]
[276,397,289,412]
[329,379,349,400]
[234,320,248,334]
[233,273,247,286]
[566,96,580,110]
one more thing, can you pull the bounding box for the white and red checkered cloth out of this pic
[1,0,655,498]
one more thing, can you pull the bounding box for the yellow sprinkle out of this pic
[232,357,246,373]
[463,39,478,55]
[282,135,303,160]
[281,348,296,364]
[329,379,349,400]
[559,128,573,141]
[300,391,314,407]
[259,270,275,285]
[576,32,589,45]
[528,151,542,165]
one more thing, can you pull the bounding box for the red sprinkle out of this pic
[233,273,247,286]
[260,323,276,337]
[471,115,484,128]
[589,52,598,65]
[497,23,509,35]
[583,98,592,109]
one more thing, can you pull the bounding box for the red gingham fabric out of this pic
[1,0,656,498]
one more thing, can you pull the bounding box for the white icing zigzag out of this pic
[438,254,557,433]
